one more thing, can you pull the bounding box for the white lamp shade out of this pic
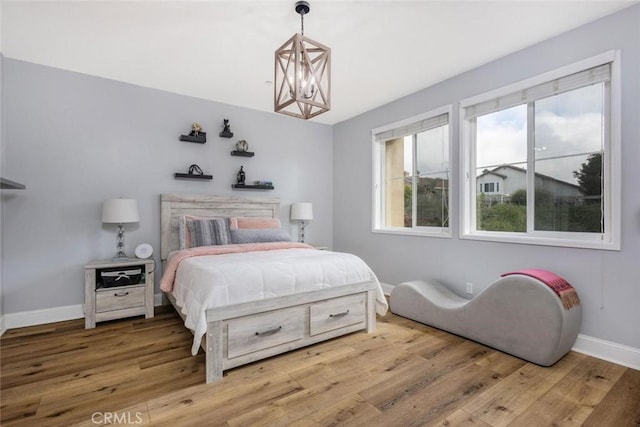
[291,202,313,221]
[102,198,140,224]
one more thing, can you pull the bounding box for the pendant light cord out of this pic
[295,1,310,35]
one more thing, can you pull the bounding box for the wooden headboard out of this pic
[160,194,280,260]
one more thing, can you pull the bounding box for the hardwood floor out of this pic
[1,306,638,426]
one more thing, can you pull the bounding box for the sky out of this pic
[403,126,449,178]
[405,83,604,184]
[476,83,604,185]
[401,82,605,188]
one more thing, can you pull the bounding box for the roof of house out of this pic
[477,165,581,190]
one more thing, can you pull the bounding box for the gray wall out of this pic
[333,5,640,349]
[1,59,333,313]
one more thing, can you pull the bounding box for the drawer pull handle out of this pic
[255,326,282,337]
[114,291,129,297]
[329,310,350,318]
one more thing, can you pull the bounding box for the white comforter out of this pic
[170,248,388,355]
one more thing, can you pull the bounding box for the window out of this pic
[483,183,495,193]
[460,51,620,249]
[372,106,451,237]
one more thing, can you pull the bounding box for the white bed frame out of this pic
[160,194,378,383]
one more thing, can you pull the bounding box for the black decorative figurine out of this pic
[236,166,246,185]
[174,163,212,180]
[219,119,234,138]
[188,164,204,175]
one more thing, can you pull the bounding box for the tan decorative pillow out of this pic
[231,217,281,230]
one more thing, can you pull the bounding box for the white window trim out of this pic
[372,105,453,238]
[459,50,621,250]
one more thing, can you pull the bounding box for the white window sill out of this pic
[372,227,452,239]
[460,231,620,251]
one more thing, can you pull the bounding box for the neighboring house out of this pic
[477,165,583,204]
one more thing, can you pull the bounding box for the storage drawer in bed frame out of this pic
[166,280,378,383]
[227,306,306,359]
[309,293,366,336]
[224,293,367,361]
[218,290,373,373]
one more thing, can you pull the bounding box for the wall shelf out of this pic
[179,133,207,144]
[1,177,26,189]
[232,184,274,190]
[230,151,254,157]
[174,173,213,180]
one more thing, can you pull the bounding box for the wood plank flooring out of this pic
[1,306,638,426]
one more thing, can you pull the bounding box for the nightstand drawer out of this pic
[227,306,306,359]
[310,293,366,336]
[96,286,145,313]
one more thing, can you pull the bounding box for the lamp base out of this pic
[113,224,130,261]
[299,221,306,243]
[112,250,130,261]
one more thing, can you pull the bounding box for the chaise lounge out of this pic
[389,270,582,366]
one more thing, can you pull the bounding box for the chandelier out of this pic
[274,1,331,120]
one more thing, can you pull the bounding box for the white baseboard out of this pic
[4,295,169,331]
[4,304,85,330]
[383,282,639,369]
[572,334,640,370]
[3,299,638,370]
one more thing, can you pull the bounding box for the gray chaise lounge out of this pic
[390,274,582,366]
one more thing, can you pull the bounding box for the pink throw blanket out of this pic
[160,242,313,292]
[501,268,580,310]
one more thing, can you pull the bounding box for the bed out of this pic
[160,194,387,383]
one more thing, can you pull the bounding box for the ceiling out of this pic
[1,1,635,125]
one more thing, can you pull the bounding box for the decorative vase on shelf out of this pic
[235,140,249,152]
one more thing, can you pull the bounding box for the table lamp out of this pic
[102,198,139,260]
[291,202,313,243]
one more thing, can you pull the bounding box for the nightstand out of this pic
[84,258,155,329]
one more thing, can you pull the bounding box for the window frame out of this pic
[459,51,621,250]
[372,105,453,238]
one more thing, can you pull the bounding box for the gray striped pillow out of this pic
[229,228,291,244]
[186,217,231,247]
